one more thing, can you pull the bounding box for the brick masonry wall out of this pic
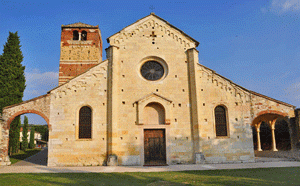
[59,27,102,85]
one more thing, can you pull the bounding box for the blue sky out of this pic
[1,0,300,124]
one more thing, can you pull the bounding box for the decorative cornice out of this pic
[107,13,199,48]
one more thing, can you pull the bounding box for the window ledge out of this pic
[215,136,230,139]
[76,138,93,141]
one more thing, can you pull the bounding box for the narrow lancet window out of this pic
[79,106,92,139]
[215,106,228,137]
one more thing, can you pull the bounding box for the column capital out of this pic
[271,125,275,130]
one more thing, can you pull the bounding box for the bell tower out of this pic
[59,22,102,85]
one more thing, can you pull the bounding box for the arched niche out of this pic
[143,102,165,125]
[134,93,172,125]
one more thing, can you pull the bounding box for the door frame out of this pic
[144,129,166,165]
[139,125,170,166]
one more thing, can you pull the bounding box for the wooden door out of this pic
[144,129,166,165]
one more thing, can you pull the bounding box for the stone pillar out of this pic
[256,124,262,151]
[270,120,278,151]
[187,48,200,163]
[0,115,11,166]
[106,45,120,165]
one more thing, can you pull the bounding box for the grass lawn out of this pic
[9,149,42,164]
[0,167,300,186]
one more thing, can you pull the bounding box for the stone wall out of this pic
[106,14,198,165]
[48,60,108,166]
[251,93,295,120]
[196,64,254,163]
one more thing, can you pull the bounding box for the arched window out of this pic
[79,106,92,139]
[73,30,79,40]
[215,106,228,137]
[81,31,87,41]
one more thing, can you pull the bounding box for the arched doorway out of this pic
[143,102,166,165]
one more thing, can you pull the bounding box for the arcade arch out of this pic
[252,111,292,152]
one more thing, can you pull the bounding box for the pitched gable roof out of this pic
[107,13,199,47]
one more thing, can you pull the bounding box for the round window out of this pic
[140,61,164,81]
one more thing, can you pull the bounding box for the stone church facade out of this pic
[0,13,298,166]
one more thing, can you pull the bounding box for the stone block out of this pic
[195,152,205,164]
[121,155,140,166]
[205,156,227,163]
[239,155,250,161]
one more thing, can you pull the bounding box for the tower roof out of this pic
[62,22,98,29]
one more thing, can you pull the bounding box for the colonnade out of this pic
[254,119,278,151]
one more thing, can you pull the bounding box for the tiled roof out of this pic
[62,22,97,28]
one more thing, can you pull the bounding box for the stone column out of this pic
[270,120,278,151]
[256,124,262,151]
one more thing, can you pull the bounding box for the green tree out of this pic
[29,127,35,149]
[21,116,29,150]
[9,117,21,154]
[0,32,25,112]
[0,32,26,154]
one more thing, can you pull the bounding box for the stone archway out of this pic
[7,110,49,129]
[0,94,50,165]
[252,111,292,152]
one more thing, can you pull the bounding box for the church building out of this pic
[0,13,298,166]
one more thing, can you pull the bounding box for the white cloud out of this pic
[285,81,300,108]
[270,0,300,13]
[24,68,58,100]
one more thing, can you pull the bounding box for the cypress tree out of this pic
[0,32,25,111]
[9,117,21,154]
[21,116,29,150]
[29,127,35,149]
[0,32,26,154]
[0,32,25,154]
